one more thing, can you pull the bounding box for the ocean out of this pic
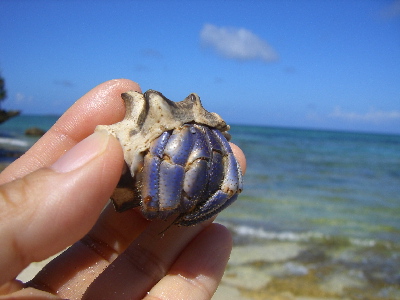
[1,115,400,299]
[223,125,400,244]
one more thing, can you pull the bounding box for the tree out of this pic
[0,74,6,108]
[0,73,20,123]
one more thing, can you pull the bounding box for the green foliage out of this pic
[0,74,6,103]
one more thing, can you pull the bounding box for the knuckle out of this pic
[0,176,33,215]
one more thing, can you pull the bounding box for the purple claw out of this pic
[133,123,243,225]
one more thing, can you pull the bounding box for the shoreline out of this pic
[213,236,400,300]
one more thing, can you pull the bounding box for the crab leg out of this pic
[175,131,242,225]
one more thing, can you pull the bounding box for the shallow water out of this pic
[0,115,59,162]
[221,125,400,244]
[217,124,400,299]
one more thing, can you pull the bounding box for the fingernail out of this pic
[51,131,110,173]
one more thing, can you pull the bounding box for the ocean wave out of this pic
[0,137,29,147]
[221,221,387,248]
[224,222,324,241]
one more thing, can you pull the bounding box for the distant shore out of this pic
[0,109,20,124]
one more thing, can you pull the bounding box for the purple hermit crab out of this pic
[96,90,243,226]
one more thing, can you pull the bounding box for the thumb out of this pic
[0,131,124,284]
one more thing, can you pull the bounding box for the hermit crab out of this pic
[96,90,243,226]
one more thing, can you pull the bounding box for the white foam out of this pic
[223,222,382,248]
[226,223,325,242]
[349,238,376,247]
[0,137,29,147]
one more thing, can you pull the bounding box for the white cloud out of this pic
[15,92,33,104]
[200,24,278,62]
[329,106,400,123]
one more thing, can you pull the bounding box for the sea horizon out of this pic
[4,113,400,137]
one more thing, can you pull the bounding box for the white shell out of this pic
[95,90,230,178]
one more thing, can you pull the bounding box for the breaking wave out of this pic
[220,221,387,248]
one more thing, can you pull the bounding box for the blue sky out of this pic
[1,0,399,134]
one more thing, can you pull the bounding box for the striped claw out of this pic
[96,90,243,226]
[141,124,243,225]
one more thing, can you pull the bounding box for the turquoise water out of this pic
[0,114,59,137]
[1,116,400,297]
[219,125,400,298]
[0,115,60,151]
[220,125,400,247]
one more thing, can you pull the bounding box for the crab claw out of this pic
[138,124,243,225]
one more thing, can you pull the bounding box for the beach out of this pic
[3,116,400,299]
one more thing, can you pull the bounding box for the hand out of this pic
[0,80,246,300]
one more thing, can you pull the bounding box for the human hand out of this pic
[0,79,246,300]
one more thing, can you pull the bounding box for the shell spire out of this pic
[96,90,229,176]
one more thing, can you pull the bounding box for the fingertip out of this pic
[205,222,233,253]
[145,223,232,300]
[172,222,233,278]
[99,78,142,94]
[229,142,246,175]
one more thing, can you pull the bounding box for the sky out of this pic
[0,0,399,134]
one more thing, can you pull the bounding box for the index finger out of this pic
[0,79,141,184]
